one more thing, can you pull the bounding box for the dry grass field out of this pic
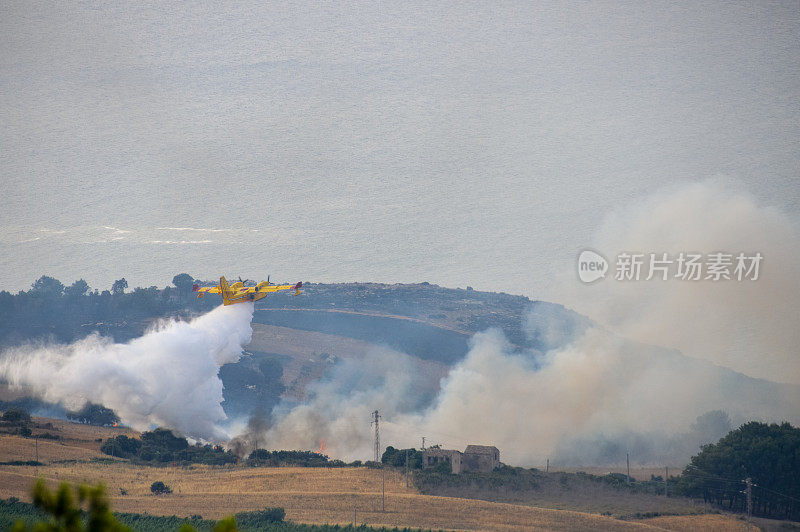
[0,421,761,531]
[0,416,137,462]
[0,461,723,531]
[0,433,105,463]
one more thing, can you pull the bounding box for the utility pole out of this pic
[371,409,384,514]
[34,437,39,477]
[664,466,668,498]
[353,507,356,527]
[745,477,753,521]
[546,458,549,473]
[626,453,630,485]
[421,436,425,451]
[371,410,381,463]
[405,449,409,488]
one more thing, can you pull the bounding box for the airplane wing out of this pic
[257,282,302,294]
[193,284,221,298]
[196,287,221,294]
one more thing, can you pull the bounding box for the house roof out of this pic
[423,448,462,457]
[464,445,499,455]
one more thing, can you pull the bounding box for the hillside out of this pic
[252,282,590,353]
[0,279,585,356]
[2,278,799,468]
[0,280,585,414]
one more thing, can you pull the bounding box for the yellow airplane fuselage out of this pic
[194,276,302,306]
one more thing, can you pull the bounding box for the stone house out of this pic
[422,444,500,474]
[422,447,463,474]
[462,445,500,473]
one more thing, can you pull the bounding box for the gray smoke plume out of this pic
[400,325,799,466]
[259,347,441,461]
[0,302,254,441]
[556,179,800,385]
[255,180,800,466]
[227,407,272,458]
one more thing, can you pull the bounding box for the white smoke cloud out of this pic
[260,347,441,461]
[259,320,799,466]
[400,326,800,466]
[556,179,800,384]
[0,303,254,441]
[256,180,800,466]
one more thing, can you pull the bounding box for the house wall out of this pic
[462,453,495,472]
[422,450,462,474]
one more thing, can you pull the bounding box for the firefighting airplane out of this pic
[193,276,302,306]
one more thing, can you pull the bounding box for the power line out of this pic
[682,465,745,484]
[751,484,800,504]
[683,465,800,508]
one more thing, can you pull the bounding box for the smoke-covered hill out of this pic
[0,278,798,466]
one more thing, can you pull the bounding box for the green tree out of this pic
[64,280,90,299]
[676,421,800,519]
[2,408,31,425]
[110,279,127,296]
[30,276,65,299]
[381,446,423,469]
[66,404,119,426]
[690,410,731,445]
[141,428,188,452]
[130,286,160,314]
[149,481,172,495]
[172,273,194,298]
[0,290,16,313]
[100,435,141,458]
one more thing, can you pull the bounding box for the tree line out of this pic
[0,274,213,347]
[101,429,237,466]
[675,421,800,520]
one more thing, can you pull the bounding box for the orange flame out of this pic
[316,440,326,454]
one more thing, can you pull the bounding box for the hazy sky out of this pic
[1,1,798,297]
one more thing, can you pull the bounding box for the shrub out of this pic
[433,460,452,474]
[247,449,332,467]
[101,430,236,466]
[2,409,30,425]
[66,403,119,426]
[234,507,285,526]
[149,481,172,495]
[381,445,423,469]
[101,434,142,457]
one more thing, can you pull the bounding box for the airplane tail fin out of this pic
[294,281,302,296]
[220,276,232,305]
[193,284,203,298]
